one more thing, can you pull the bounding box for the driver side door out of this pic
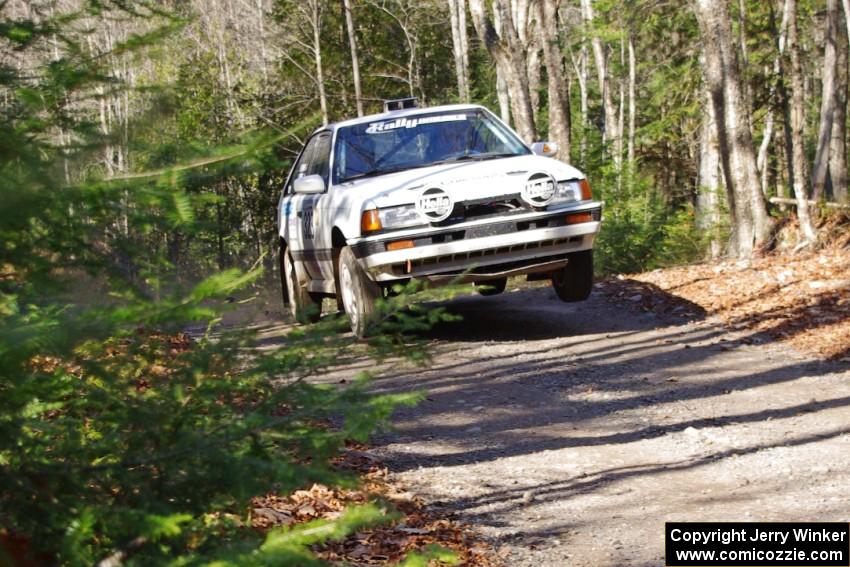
[280,132,332,281]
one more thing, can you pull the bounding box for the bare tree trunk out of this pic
[774,0,795,205]
[758,0,791,197]
[496,65,512,123]
[698,81,723,259]
[504,49,538,141]
[830,16,848,203]
[309,0,329,125]
[694,0,772,256]
[581,0,620,167]
[209,0,244,128]
[787,0,818,241]
[775,120,789,204]
[469,0,537,141]
[448,0,470,102]
[363,2,420,100]
[87,31,115,178]
[843,0,850,51]
[579,44,589,163]
[256,0,269,83]
[342,0,364,116]
[537,0,571,161]
[527,40,541,115]
[812,0,839,201]
[459,0,471,101]
[757,105,774,196]
[737,0,751,118]
[617,35,625,173]
[628,33,636,167]
[568,43,589,164]
[738,0,749,69]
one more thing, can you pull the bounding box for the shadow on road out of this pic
[417,284,706,342]
[249,283,848,482]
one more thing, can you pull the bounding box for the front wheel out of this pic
[474,277,507,296]
[282,246,321,323]
[338,246,382,337]
[552,250,594,302]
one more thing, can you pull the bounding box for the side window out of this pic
[284,135,320,194]
[305,133,331,186]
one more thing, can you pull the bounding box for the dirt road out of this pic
[330,285,850,566]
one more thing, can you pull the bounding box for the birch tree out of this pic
[694,0,773,256]
[365,0,426,101]
[627,33,636,167]
[757,0,790,197]
[830,16,848,203]
[787,0,818,242]
[342,0,364,116]
[496,67,512,122]
[536,0,571,161]
[697,82,724,259]
[812,0,839,201]
[469,0,537,141]
[448,0,471,102]
[309,0,329,125]
[568,42,590,164]
[581,0,621,167]
[278,0,330,125]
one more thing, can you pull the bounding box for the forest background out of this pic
[9,0,848,282]
[2,0,849,564]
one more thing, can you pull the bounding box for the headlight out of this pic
[378,204,423,229]
[552,180,582,204]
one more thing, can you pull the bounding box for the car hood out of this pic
[333,154,585,209]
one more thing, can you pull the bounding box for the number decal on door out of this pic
[301,208,314,239]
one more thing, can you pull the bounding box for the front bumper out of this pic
[350,203,602,282]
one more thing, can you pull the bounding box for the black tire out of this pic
[338,246,382,337]
[552,250,594,302]
[474,277,507,296]
[281,244,321,323]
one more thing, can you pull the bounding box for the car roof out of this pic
[316,103,490,134]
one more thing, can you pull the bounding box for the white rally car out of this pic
[278,99,602,336]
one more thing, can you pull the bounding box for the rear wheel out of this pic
[282,245,321,323]
[552,250,594,302]
[338,246,382,337]
[474,277,507,296]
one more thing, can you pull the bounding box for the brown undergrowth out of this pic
[599,243,850,361]
[250,446,502,566]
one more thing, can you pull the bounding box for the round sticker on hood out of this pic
[416,187,453,222]
[522,172,556,207]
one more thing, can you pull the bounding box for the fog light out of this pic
[386,239,415,251]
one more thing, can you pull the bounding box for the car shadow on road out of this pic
[416,284,707,343]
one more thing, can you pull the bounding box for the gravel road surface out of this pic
[351,285,850,566]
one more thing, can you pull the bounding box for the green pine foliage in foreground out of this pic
[0,4,456,565]
[0,0,716,560]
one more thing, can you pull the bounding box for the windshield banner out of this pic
[365,114,468,134]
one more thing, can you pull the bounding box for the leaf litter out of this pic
[250,445,502,566]
[599,246,850,360]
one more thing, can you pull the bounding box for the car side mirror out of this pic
[531,141,558,157]
[293,174,326,194]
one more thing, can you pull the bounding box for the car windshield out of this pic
[333,109,530,184]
